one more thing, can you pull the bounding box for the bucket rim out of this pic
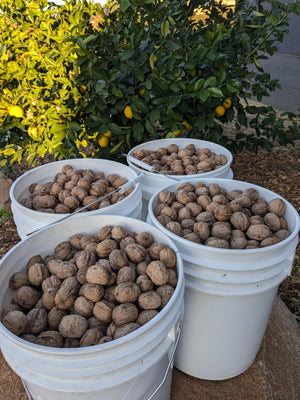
[0,215,184,356]
[127,138,233,178]
[148,177,300,255]
[9,158,141,217]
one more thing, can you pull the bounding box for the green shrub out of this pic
[0,0,299,167]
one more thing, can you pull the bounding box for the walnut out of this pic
[245,240,260,249]
[159,247,177,268]
[186,202,202,216]
[93,300,115,323]
[136,310,158,326]
[124,243,147,263]
[80,328,104,347]
[89,183,106,197]
[243,188,258,202]
[117,266,136,284]
[55,204,71,214]
[136,274,154,292]
[54,241,73,261]
[263,213,281,232]
[166,221,183,236]
[167,269,178,287]
[246,225,272,241]
[178,207,191,221]
[274,229,290,241]
[234,194,252,208]
[268,198,286,217]
[64,181,76,191]
[250,215,264,225]
[115,282,141,303]
[47,259,77,279]
[50,183,64,197]
[75,250,96,270]
[108,249,129,270]
[230,230,247,249]
[214,204,232,222]
[13,286,39,309]
[55,276,80,309]
[260,237,281,247]
[42,290,57,310]
[208,183,221,197]
[86,264,114,286]
[158,190,176,205]
[227,190,243,200]
[96,239,118,258]
[211,222,231,241]
[82,195,98,210]
[47,307,67,330]
[9,272,30,290]
[42,275,61,292]
[113,322,140,340]
[73,296,94,318]
[33,184,51,196]
[146,261,169,286]
[138,291,162,310]
[251,198,268,216]
[112,303,138,326]
[2,310,27,336]
[59,314,88,338]
[147,243,167,260]
[35,195,57,209]
[103,286,117,304]
[195,211,215,226]
[181,218,195,230]
[136,232,153,248]
[71,186,88,202]
[97,226,113,241]
[80,283,104,302]
[230,211,250,231]
[205,237,230,249]
[35,331,63,347]
[0,304,22,321]
[26,308,48,335]
[176,190,196,205]
[110,226,128,242]
[77,178,91,192]
[156,285,174,307]
[193,222,210,241]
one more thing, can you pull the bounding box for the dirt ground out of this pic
[0,145,299,325]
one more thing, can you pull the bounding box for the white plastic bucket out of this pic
[147,178,300,380]
[127,139,233,221]
[10,159,143,239]
[0,215,184,400]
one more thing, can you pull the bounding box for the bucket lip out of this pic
[0,214,184,355]
[148,177,300,255]
[127,138,233,179]
[9,158,141,217]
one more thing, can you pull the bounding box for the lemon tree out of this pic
[0,0,300,168]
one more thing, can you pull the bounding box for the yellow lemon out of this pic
[8,105,24,118]
[98,136,110,147]
[79,85,86,94]
[182,121,191,131]
[173,130,181,136]
[103,130,112,138]
[124,106,133,119]
[222,98,232,109]
[215,105,226,117]
[28,126,39,139]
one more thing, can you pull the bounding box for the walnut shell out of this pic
[260,237,281,247]
[214,204,232,222]
[146,261,169,286]
[136,310,158,326]
[74,296,94,318]
[47,259,77,279]
[96,239,118,258]
[86,265,114,286]
[55,276,80,309]
[211,222,231,241]
[35,331,64,347]
[113,322,140,340]
[165,221,183,237]
[80,328,104,347]
[110,225,128,242]
[54,241,73,261]
[26,255,44,270]
[26,308,48,335]
[115,282,141,303]
[2,310,27,336]
[93,300,115,323]
[159,247,177,269]
[112,303,138,326]
[74,250,97,270]
[42,275,61,292]
[59,314,88,338]
[263,213,281,232]
[193,222,210,241]
[268,198,286,217]
[205,237,230,249]
[13,286,40,309]
[246,225,272,241]
[47,307,68,330]
[9,272,30,290]
[156,284,174,308]
[230,211,250,231]
[138,291,162,310]
[80,283,104,302]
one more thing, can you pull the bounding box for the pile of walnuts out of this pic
[131,143,227,175]
[19,165,133,213]
[153,182,290,249]
[0,225,178,348]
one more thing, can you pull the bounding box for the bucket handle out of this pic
[21,324,182,400]
[147,323,182,400]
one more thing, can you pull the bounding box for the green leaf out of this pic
[203,76,217,88]
[145,119,157,135]
[218,70,226,83]
[270,15,277,25]
[199,89,210,102]
[95,80,106,93]
[208,87,223,97]
[119,0,131,12]
[161,20,170,38]
[253,11,265,17]
[168,15,176,27]
[133,122,144,140]
[195,78,205,90]
[110,140,124,154]
[169,95,181,108]
[241,33,251,51]
[108,123,123,135]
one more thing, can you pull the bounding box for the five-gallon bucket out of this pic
[10,159,143,239]
[147,178,300,380]
[127,139,233,220]
[0,215,184,400]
